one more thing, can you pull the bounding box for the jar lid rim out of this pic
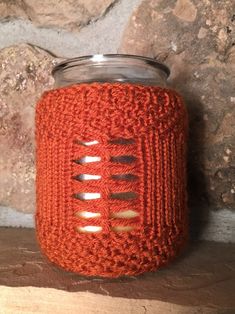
[52,54,170,77]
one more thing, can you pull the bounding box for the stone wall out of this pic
[0,0,234,242]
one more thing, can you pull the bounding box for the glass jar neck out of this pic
[52,54,170,88]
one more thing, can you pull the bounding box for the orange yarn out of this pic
[35,82,188,278]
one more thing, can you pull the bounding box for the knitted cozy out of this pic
[35,82,188,278]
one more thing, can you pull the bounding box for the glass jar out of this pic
[52,54,170,87]
[35,54,188,278]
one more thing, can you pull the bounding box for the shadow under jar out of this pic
[35,54,188,278]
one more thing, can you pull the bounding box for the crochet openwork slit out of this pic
[35,82,188,278]
[72,137,138,233]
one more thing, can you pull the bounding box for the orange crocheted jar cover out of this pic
[35,82,188,278]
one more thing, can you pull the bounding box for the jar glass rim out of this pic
[52,54,170,77]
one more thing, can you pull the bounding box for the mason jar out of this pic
[35,54,188,278]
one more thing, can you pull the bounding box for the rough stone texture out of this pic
[120,0,235,217]
[0,0,234,244]
[0,206,34,228]
[0,0,116,32]
[0,287,221,314]
[0,44,56,213]
[0,0,142,58]
[0,228,234,313]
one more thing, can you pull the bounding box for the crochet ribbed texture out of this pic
[35,82,188,278]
